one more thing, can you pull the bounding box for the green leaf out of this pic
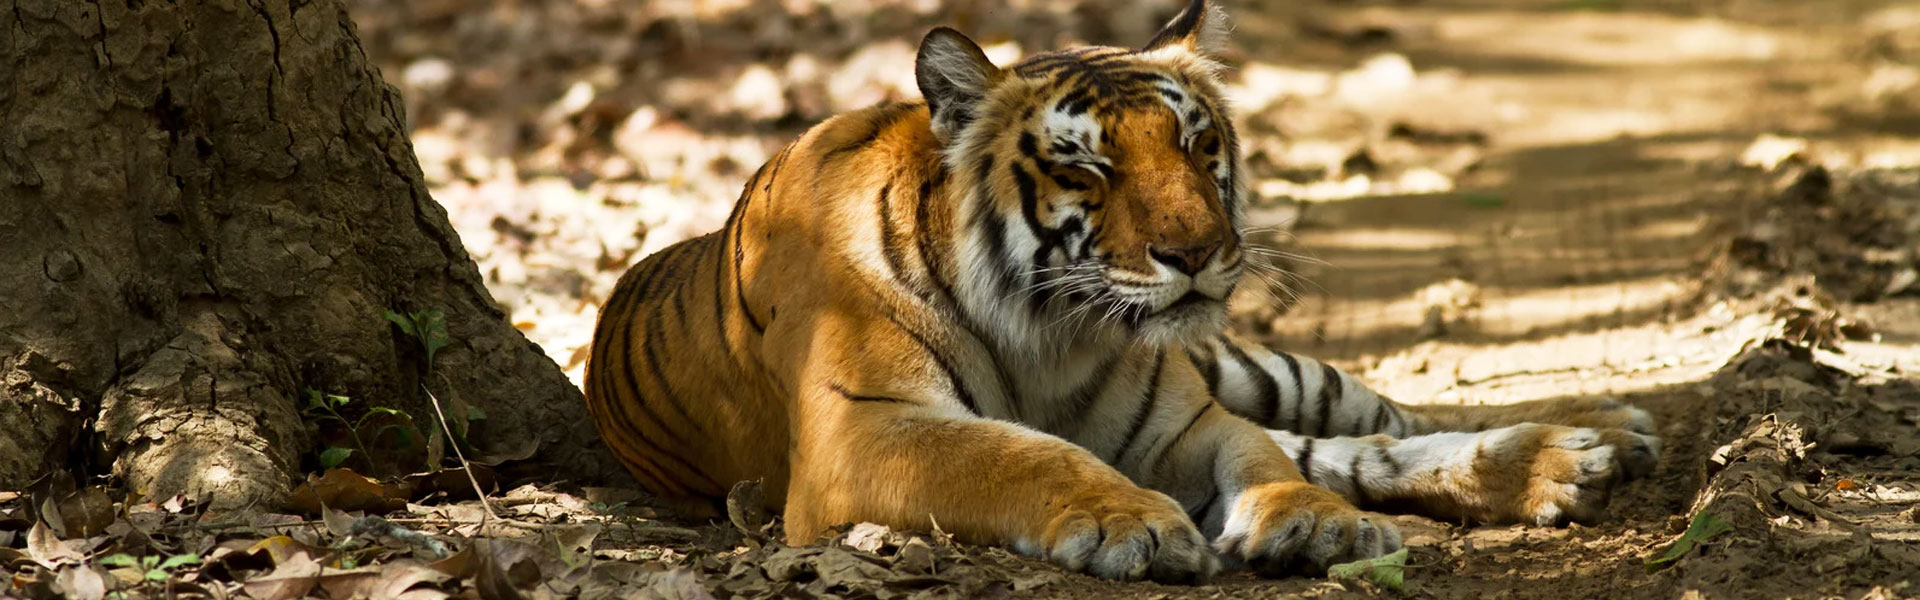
[157,554,201,570]
[466,404,487,421]
[415,310,449,364]
[304,388,326,410]
[99,554,138,568]
[384,309,418,338]
[1327,547,1408,592]
[1647,513,1733,571]
[144,569,169,581]
[141,556,158,569]
[319,446,354,469]
[327,393,351,407]
[370,423,420,449]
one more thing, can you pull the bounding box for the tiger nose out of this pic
[1148,242,1219,276]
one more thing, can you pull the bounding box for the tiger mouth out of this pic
[1117,291,1221,326]
[1162,291,1216,313]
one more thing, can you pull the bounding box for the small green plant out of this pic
[100,553,201,582]
[386,307,484,458]
[387,306,500,520]
[1647,512,1733,571]
[1328,546,1409,592]
[301,389,423,470]
[384,309,449,366]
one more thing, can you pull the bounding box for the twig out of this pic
[422,383,500,522]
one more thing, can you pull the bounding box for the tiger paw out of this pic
[1215,481,1403,575]
[1473,423,1661,525]
[1023,486,1219,584]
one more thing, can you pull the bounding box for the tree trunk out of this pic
[0,0,623,508]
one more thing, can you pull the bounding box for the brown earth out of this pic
[349,0,1918,597]
[7,0,1916,599]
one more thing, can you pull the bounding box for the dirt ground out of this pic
[8,1,1917,599]
[354,0,1919,597]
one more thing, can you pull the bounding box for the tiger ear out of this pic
[916,27,1002,143]
[1143,0,1230,56]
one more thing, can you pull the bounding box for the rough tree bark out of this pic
[0,0,623,508]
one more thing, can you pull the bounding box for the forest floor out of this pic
[7,0,1920,598]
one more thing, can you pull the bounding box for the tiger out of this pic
[584,0,1661,583]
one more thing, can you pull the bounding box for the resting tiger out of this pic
[584,0,1660,582]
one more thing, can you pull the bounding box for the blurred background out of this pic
[343,0,1920,404]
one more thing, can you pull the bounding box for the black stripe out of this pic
[1279,353,1304,430]
[1115,350,1166,460]
[1060,350,1124,417]
[586,293,687,496]
[732,145,793,333]
[644,305,706,437]
[1370,402,1389,436]
[876,180,912,282]
[592,307,721,493]
[1077,223,1101,260]
[594,358,718,497]
[1047,170,1090,191]
[1377,445,1402,479]
[711,231,734,357]
[885,313,980,416]
[1296,437,1316,483]
[666,239,710,337]
[1316,363,1341,437]
[1159,402,1217,464]
[974,156,1011,286]
[831,383,913,404]
[1349,450,1370,505]
[630,241,686,298]
[1014,164,1046,237]
[596,272,691,449]
[1059,90,1096,115]
[1188,346,1220,399]
[1220,339,1278,427]
[732,233,763,333]
[824,103,912,161]
[914,170,960,307]
[732,226,764,335]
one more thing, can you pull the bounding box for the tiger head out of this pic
[919,0,1246,350]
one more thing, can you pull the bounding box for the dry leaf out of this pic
[26,520,83,569]
[249,535,323,565]
[38,497,67,538]
[841,523,892,554]
[323,507,359,537]
[725,479,766,540]
[474,539,544,600]
[638,568,714,600]
[242,550,326,600]
[317,560,452,600]
[285,468,408,515]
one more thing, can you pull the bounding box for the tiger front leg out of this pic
[783,398,1218,583]
[1271,424,1659,525]
[1124,362,1403,575]
[778,315,1216,583]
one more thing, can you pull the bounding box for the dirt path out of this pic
[343,0,1920,597]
